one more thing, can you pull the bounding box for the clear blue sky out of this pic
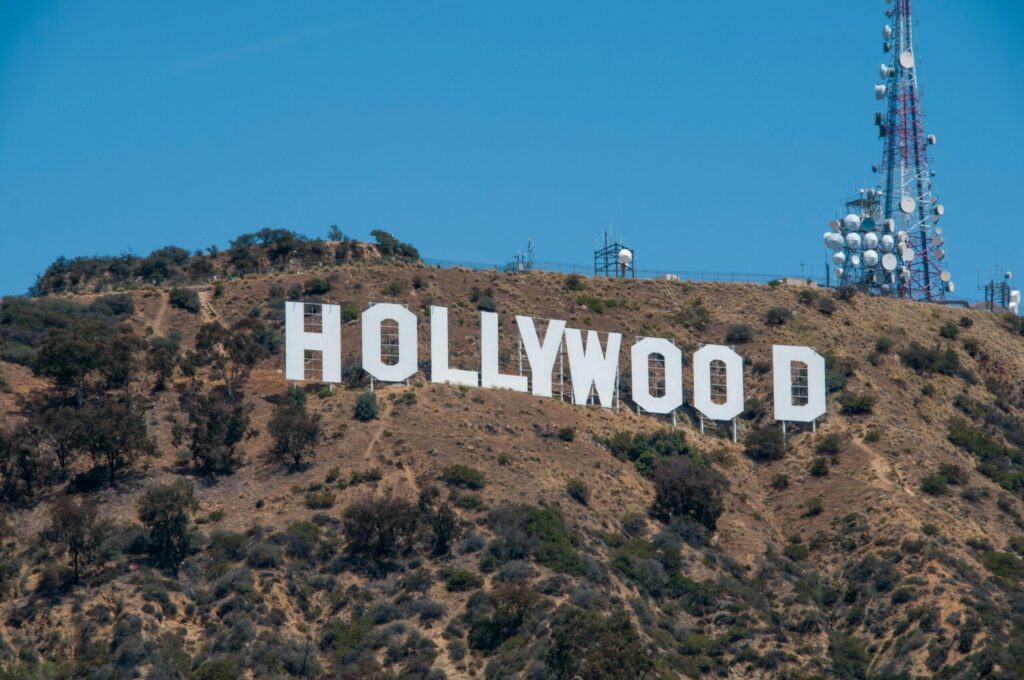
[2,0,1022,296]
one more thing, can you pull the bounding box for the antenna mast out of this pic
[825,0,951,300]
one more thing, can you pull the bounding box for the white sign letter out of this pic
[564,329,621,408]
[692,344,744,421]
[772,345,827,422]
[480,312,528,391]
[361,303,418,383]
[516,316,566,398]
[430,306,478,387]
[285,301,341,383]
[630,337,683,415]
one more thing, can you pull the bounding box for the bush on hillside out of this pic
[765,307,793,326]
[342,493,418,562]
[725,324,753,344]
[169,288,201,314]
[650,456,727,530]
[744,426,785,462]
[901,343,959,376]
[443,465,486,490]
[353,391,378,422]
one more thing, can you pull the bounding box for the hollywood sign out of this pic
[284,302,827,424]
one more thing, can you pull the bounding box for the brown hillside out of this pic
[2,258,1024,679]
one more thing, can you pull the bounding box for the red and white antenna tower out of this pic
[876,0,951,300]
[824,0,951,300]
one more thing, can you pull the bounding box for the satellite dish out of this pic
[883,25,893,40]
[899,51,915,69]
[833,252,847,267]
[880,64,891,79]
[902,247,916,262]
[901,268,912,282]
[940,271,952,283]
[935,227,943,235]
[846,232,862,250]
[881,253,897,271]
[874,271,886,285]
[835,267,845,278]
[851,254,862,267]
[880,234,895,252]
[900,196,917,214]
[875,84,887,100]
[947,281,955,293]
[830,219,843,232]
[862,217,876,232]
[885,218,895,232]
[863,250,879,268]
[934,204,945,217]
[927,134,937,145]
[825,233,843,250]
[897,230,908,242]
[843,214,862,231]
[618,248,633,267]
[864,232,879,250]
[932,235,944,247]
[881,283,892,293]
[935,249,946,260]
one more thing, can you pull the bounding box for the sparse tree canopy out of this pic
[33,318,115,405]
[196,318,279,397]
[651,456,727,530]
[269,391,322,469]
[80,399,156,483]
[174,390,252,475]
[47,496,108,582]
[138,480,197,572]
[546,608,653,679]
[342,493,418,562]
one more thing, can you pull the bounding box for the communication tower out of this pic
[594,229,635,279]
[505,239,534,274]
[825,0,951,300]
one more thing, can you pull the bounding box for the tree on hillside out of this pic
[103,328,147,401]
[173,390,253,475]
[651,456,727,531]
[0,427,41,502]
[33,318,114,406]
[342,493,418,563]
[81,400,155,483]
[546,608,653,680]
[33,405,88,472]
[138,480,197,572]
[196,318,279,397]
[268,391,322,469]
[147,334,181,391]
[47,496,108,582]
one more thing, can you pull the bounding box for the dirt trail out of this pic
[150,292,169,335]
[197,289,217,324]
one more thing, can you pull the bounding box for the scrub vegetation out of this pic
[0,232,1022,678]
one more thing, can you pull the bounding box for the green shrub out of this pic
[168,288,200,313]
[818,297,837,315]
[303,278,330,295]
[798,289,818,305]
[349,468,382,485]
[981,551,1024,581]
[765,307,792,326]
[809,457,829,477]
[744,426,785,462]
[815,434,843,456]
[921,474,949,496]
[651,456,726,530]
[443,568,483,592]
[725,324,753,344]
[565,274,586,291]
[557,427,575,442]
[566,478,589,506]
[875,336,893,353]
[305,490,336,509]
[443,464,486,489]
[353,391,378,421]
[783,541,809,561]
[839,393,874,415]
[804,498,823,517]
[602,429,696,477]
[939,322,959,340]
[770,474,790,490]
[900,343,960,375]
